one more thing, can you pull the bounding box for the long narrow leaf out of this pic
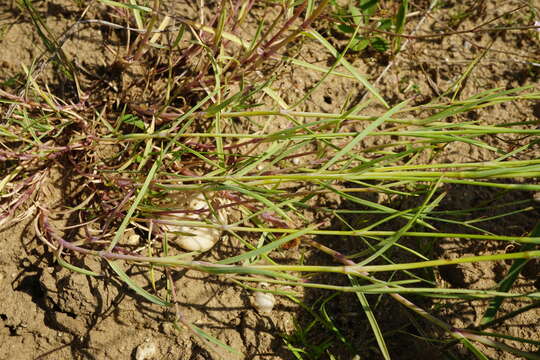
[480,222,540,325]
[107,260,170,307]
[351,277,391,360]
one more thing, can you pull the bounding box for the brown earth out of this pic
[1,1,539,359]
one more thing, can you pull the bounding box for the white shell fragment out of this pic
[253,292,276,313]
[159,192,226,252]
[135,341,157,360]
[122,228,140,246]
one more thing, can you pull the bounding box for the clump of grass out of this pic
[1,1,539,358]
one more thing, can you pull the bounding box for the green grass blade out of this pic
[107,153,162,252]
[107,260,170,307]
[351,277,391,360]
[480,222,540,325]
[308,30,388,107]
[57,256,100,277]
[218,227,313,265]
[217,183,290,221]
[184,322,241,356]
[98,0,151,12]
[458,335,490,360]
[320,100,408,171]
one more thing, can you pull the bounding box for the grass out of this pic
[1,0,539,359]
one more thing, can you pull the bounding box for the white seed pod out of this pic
[159,192,226,252]
[253,292,276,313]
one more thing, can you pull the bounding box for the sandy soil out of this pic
[0,1,539,359]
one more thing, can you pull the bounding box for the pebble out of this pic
[122,228,140,245]
[135,341,157,360]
